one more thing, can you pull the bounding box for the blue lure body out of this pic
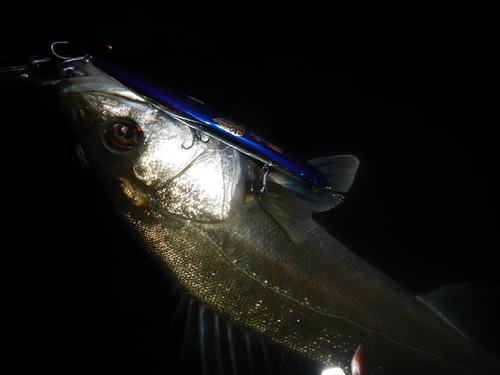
[92,56,331,190]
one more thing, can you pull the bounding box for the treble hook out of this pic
[50,41,88,62]
[325,186,345,202]
[260,165,270,195]
[51,41,70,59]
[250,165,279,199]
[182,127,210,149]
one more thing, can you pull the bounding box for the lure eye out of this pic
[104,119,142,151]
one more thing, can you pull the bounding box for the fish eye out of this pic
[104,119,143,151]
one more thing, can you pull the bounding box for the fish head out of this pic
[58,59,245,223]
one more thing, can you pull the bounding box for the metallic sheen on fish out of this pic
[56,56,500,375]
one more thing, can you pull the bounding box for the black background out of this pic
[2,3,498,374]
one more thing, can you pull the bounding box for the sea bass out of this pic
[56,57,500,375]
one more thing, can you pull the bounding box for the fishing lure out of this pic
[90,55,332,191]
[1,41,348,211]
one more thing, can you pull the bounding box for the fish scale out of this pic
[117,195,498,375]
[56,55,500,375]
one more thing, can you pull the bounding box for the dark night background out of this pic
[2,3,498,374]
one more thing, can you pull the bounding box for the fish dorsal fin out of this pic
[417,283,500,351]
[177,295,320,375]
[269,155,359,212]
[250,180,312,243]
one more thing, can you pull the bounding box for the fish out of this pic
[52,55,500,375]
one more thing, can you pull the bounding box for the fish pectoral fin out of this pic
[309,154,359,193]
[251,180,312,243]
[268,171,342,212]
[179,295,319,375]
[268,155,359,212]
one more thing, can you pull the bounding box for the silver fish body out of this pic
[57,59,500,375]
